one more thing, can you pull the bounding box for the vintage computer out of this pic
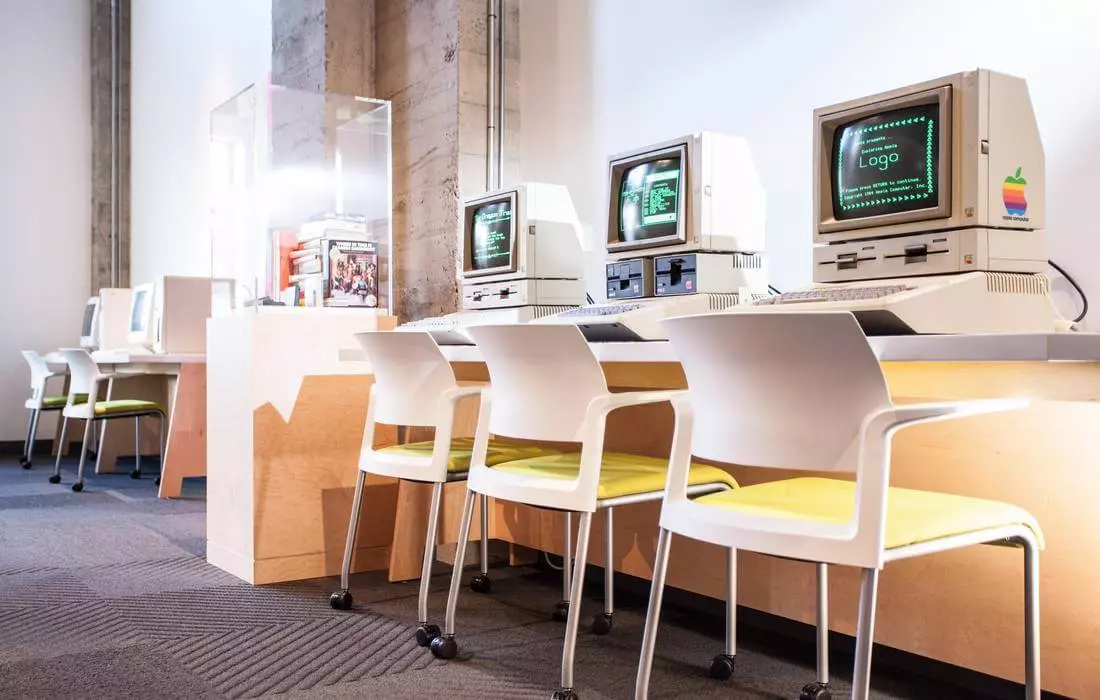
[79,297,101,349]
[399,182,586,344]
[742,68,1070,334]
[96,288,135,352]
[128,283,156,350]
[535,132,769,341]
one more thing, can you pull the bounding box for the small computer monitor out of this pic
[79,297,100,349]
[460,183,584,285]
[605,132,765,259]
[814,69,1045,243]
[128,282,155,347]
[466,192,516,276]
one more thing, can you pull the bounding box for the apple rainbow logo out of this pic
[1003,167,1028,216]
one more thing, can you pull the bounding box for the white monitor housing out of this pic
[79,297,100,349]
[152,276,215,354]
[128,283,156,349]
[459,182,585,310]
[605,132,766,260]
[97,288,133,352]
[812,69,1047,282]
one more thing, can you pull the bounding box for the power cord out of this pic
[1049,259,1088,324]
[768,285,781,295]
[586,293,594,305]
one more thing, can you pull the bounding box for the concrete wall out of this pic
[519,0,1100,322]
[0,0,92,442]
[130,0,271,286]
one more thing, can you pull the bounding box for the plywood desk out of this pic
[45,350,207,499]
[342,333,1100,697]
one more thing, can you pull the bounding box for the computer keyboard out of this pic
[558,303,645,318]
[754,284,913,306]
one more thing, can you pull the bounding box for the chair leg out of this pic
[470,493,491,593]
[592,506,614,635]
[155,412,165,487]
[414,481,445,646]
[1023,536,1041,700]
[130,416,142,479]
[709,547,738,680]
[50,416,69,483]
[94,376,113,475]
[851,567,880,700]
[329,469,367,611]
[21,410,35,465]
[559,510,592,696]
[432,488,477,659]
[798,563,831,699]
[73,419,94,492]
[635,526,672,700]
[553,511,573,622]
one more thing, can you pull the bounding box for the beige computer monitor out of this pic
[813,69,1045,244]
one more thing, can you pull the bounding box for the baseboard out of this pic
[531,554,1066,700]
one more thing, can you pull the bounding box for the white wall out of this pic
[130,0,271,286]
[0,0,91,442]
[521,0,1100,322]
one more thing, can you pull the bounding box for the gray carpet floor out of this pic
[0,455,974,699]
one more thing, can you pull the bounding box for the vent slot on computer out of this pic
[985,272,1050,295]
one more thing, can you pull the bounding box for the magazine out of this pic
[322,239,380,308]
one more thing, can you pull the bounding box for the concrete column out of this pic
[273,0,518,322]
[90,0,130,293]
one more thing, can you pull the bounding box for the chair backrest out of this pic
[466,324,608,442]
[355,331,458,427]
[59,348,102,401]
[664,312,891,473]
[21,351,52,396]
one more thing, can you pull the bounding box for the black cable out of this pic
[586,293,594,305]
[767,285,781,295]
[1049,259,1088,324]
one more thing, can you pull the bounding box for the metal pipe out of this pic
[495,0,505,186]
[485,0,500,190]
[109,0,120,287]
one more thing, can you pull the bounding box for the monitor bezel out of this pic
[128,282,155,335]
[462,190,519,279]
[817,86,953,235]
[606,143,688,254]
[80,297,100,342]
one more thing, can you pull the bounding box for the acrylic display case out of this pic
[210,83,393,315]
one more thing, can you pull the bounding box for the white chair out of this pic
[635,312,1042,700]
[19,351,67,470]
[329,331,564,646]
[51,349,166,492]
[433,324,739,700]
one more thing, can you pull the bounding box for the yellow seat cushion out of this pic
[93,399,165,416]
[377,438,561,473]
[490,452,737,500]
[694,477,1043,550]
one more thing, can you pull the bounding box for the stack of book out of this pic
[275,213,379,308]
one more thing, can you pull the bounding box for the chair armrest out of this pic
[879,398,1028,430]
[441,383,487,406]
[588,390,687,417]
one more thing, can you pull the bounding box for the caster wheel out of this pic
[19,456,29,467]
[48,474,61,484]
[130,469,142,479]
[22,460,32,470]
[329,590,353,610]
[429,635,458,660]
[799,682,831,700]
[470,573,491,594]
[415,623,441,647]
[551,600,570,622]
[709,654,736,681]
[154,477,161,487]
[591,612,613,635]
[71,483,84,493]
[551,690,579,700]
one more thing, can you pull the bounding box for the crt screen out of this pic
[82,303,97,336]
[832,102,940,220]
[130,291,150,332]
[470,198,513,271]
[618,155,682,242]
